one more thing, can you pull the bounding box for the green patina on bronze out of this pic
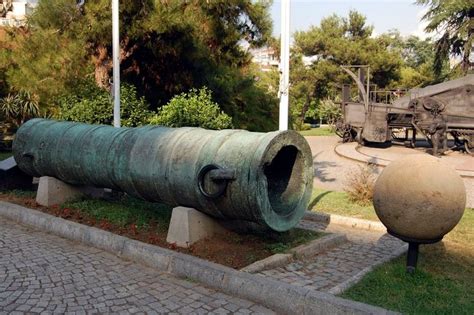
[13,119,313,231]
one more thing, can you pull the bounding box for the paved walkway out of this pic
[256,220,406,294]
[0,218,275,314]
[306,136,370,192]
[336,141,474,176]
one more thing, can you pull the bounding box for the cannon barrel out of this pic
[13,119,313,231]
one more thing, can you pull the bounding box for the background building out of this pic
[249,46,279,72]
[0,0,37,27]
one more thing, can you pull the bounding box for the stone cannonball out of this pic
[373,154,466,241]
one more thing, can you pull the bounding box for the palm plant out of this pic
[0,91,40,126]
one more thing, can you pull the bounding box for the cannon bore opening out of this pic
[264,145,306,216]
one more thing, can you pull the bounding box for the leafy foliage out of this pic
[56,80,151,127]
[316,99,342,126]
[0,27,90,107]
[1,0,276,131]
[149,88,233,130]
[290,10,403,126]
[0,91,40,126]
[379,30,446,86]
[416,0,474,75]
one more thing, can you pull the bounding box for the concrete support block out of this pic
[166,206,227,248]
[36,176,84,207]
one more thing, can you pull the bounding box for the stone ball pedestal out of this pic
[373,154,466,273]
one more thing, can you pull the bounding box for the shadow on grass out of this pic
[308,190,333,209]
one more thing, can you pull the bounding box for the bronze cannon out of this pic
[13,119,313,232]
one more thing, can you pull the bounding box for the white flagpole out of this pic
[279,0,290,131]
[112,0,121,127]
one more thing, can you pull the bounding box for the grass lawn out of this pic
[310,186,474,314]
[341,209,474,314]
[309,187,379,221]
[299,126,336,137]
[63,196,173,232]
[0,151,12,160]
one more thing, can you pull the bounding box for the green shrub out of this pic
[317,99,342,126]
[301,123,312,131]
[149,88,233,130]
[291,119,312,131]
[56,80,152,127]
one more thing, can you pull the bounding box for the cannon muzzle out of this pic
[13,119,313,231]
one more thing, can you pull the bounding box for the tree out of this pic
[378,30,440,87]
[417,0,474,75]
[1,26,90,107]
[345,10,374,39]
[290,11,403,127]
[2,0,277,131]
[317,99,342,127]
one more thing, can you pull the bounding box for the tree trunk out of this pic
[300,96,310,122]
[93,45,112,91]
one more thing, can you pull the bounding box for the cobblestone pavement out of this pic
[256,220,406,293]
[0,218,275,314]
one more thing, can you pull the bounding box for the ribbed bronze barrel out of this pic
[13,119,313,231]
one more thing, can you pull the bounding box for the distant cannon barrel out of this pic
[13,119,313,231]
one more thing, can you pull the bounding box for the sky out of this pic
[271,0,431,39]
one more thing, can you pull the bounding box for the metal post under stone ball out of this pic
[406,242,419,274]
[372,154,466,273]
[12,119,314,232]
[387,230,443,274]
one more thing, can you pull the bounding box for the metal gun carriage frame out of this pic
[336,67,474,156]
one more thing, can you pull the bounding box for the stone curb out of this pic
[241,233,347,273]
[240,253,293,273]
[304,211,387,232]
[290,233,347,259]
[334,143,390,167]
[0,201,398,315]
[328,244,408,295]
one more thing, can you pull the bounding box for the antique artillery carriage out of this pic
[337,70,474,155]
[13,119,313,232]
